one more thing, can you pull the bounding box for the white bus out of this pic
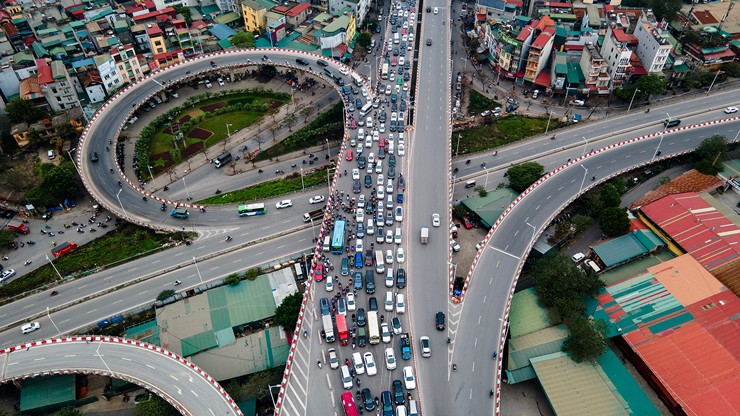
[381,63,389,80]
[367,311,380,344]
[360,102,373,117]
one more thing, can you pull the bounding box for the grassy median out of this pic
[454,115,562,155]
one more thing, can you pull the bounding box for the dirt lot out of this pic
[450,218,488,279]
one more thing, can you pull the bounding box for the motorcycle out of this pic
[50,290,58,296]
[174,280,182,286]
[24,260,31,266]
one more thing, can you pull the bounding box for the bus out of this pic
[336,313,349,346]
[237,203,266,217]
[381,63,389,80]
[367,311,380,345]
[332,220,346,254]
[351,72,363,87]
[341,392,359,416]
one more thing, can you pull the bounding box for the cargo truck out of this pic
[322,314,335,342]
[420,226,429,244]
[51,241,78,258]
[214,152,232,168]
[6,221,29,234]
[303,208,325,223]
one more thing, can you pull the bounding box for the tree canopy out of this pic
[599,183,621,208]
[532,253,604,322]
[257,65,277,81]
[134,396,179,416]
[599,207,630,237]
[25,162,80,209]
[231,31,255,49]
[507,162,545,193]
[274,291,303,331]
[694,134,728,175]
[5,98,47,125]
[562,315,609,363]
[357,31,372,49]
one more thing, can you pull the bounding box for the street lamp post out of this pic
[147,165,154,181]
[582,136,589,156]
[192,256,204,284]
[544,111,553,135]
[579,165,589,193]
[226,123,233,138]
[627,88,641,112]
[483,166,490,189]
[66,147,81,176]
[45,254,64,280]
[182,176,191,201]
[299,166,305,191]
[325,138,331,157]
[707,70,724,95]
[115,188,129,220]
[651,133,664,162]
[46,306,61,336]
[455,134,462,156]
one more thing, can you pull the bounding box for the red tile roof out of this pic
[287,3,311,17]
[612,28,638,45]
[531,27,554,50]
[543,2,572,8]
[704,49,735,60]
[272,5,290,13]
[693,10,718,25]
[516,25,533,42]
[146,26,163,36]
[640,192,740,271]
[35,59,53,84]
[534,70,550,87]
[134,7,174,22]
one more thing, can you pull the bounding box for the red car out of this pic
[314,263,324,282]
[350,119,357,129]
[346,150,354,161]
[462,217,473,229]
[390,57,397,66]
[379,137,387,148]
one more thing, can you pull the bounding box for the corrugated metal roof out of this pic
[182,330,218,357]
[507,325,568,379]
[591,230,665,267]
[640,192,740,271]
[509,288,553,338]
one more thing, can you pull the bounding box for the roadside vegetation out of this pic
[0,225,189,302]
[693,134,728,175]
[197,166,331,205]
[467,90,501,115]
[253,102,344,161]
[454,115,562,154]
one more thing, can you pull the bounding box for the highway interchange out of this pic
[0,7,737,415]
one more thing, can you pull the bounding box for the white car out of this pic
[386,179,394,194]
[432,213,441,227]
[275,200,293,209]
[361,88,368,97]
[452,240,461,252]
[328,348,340,369]
[373,130,380,142]
[385,270,394,287]
[385,347,397,370]
[402,366,416,390]
[309,195,325,204]
[379,123,386,133]
[356,209,364,223]
[356,238,364,253]
[396,248,405,263]
[381,322,392,343]
[368,153,376,164]
[375,160,383,174]
[366,117,374,128]
[346,292,356,311]
[724,106,738,114]
[385,292,394,311]
[398,144,405,156]
[377,186,385,199]
[385,249,394,264]
[1,269,16,280]
[396,293,406,314]
[353,352,365,375]
[358,195,366,208]
[204,80,212,88]
[420,336,431,358]
[391,112,398,122]
[572,252,585,262]
[385,229,394,244]
[339,67,350,76]
[363,352,378,376]
[365,137,373,148]
[433,7,438,14]
[377,174,385,186]
[385,85,392,95]
[21,321,40,334]
[340,365,353,389]
[217,78,225,86]
[395,206,403,222]
[352,169,360,180]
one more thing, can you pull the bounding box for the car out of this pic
[452,240,461,252]
[320,297,330,315]
[402,366,416,390]
[396,268,406,288]
[361,387,375,411]
[396,248,405,263]
[398,144,405,156]
[309,195,325,204]
[436,312,446,330]
[369,296,378,311]
[392,316,402,335]
[433,7,438,13]
[392,380,405,405]
[363,352,378,376]
[340,365,353,389]
[724,106,738,114]
[339,67,350,76]
[326,275,334,291]
[204,80,212,88]
[382,391,394,416]
[1,269,16,280]
[217,78,225,86]
[385,347,397,370]
[570,99,585,106]
[296,57,309,65]
[351,168,360,181]
[346,292,356,311]
[358,194,366,208]
[352,351,366,375]
[396,293,406,314]
[364,174,373,188]
[353,179,361,194]
[426,6,431,12]
[385,85,392,95]
[357,308,367,326]
[432,213,441,227]
[420,336,431,357]
[354,272,364,290]
[385,229,394,244]
[314,264,324,282]
[354,252,363,268]
[358,156,366,169]
[385,270,394,287]
[275,200,292,209]
[572,252,585,262]
[462,216,473,229]
[356,209,364,223]
[21,321,40,334]
[326,348,340,369]
[381,322,392,343]
[346,150,354,161]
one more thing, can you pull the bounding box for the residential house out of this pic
[523,27,555,84]
[272,2,312,29]
[11,51,37,80]
[579,43,610,95]
[110,44,143,85]
[36,58,81,112]
[475,0,519,23]
[81,70,106,103]
[633,10,672,74]
[93,53,122,94]
[241,0,269,32]
[600,27,637,88]
[315,11,356,58]
[265,12,287,43]
[328,0,368,27]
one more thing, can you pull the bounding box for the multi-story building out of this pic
[265,12,287,43]
[110,44,143,85]
[600,27,637,88]
[147,26,167,56]
[81,70,106,103]
[36,58,81,112]
[93,53,122,94]
[272,2,312,29]
[633,10,672,73]
[579,43,610,94]
[475,0,519,22]
[241,0,268,32]
[328,0,368,26]
[523,27,554,84]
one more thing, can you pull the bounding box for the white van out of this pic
[360,102,373,117]
[394,33,400,44]
[340,365,353,389]
[394,227,402,244]
[323,236,331,252]
[375,250,385,273]
[408,400,418,416]
[325,275,334,292]
[396,406,407,416]
[586,260,601,273]
[367,218,375,235]
[294,263,303,279]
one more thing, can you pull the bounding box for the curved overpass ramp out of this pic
[0,336,241,415]
[78,49,372,231]
[451,116,740,415]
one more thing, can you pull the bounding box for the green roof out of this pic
[508,288,553,338]
[201,4,220,14]
[20,375,77,412]
[460,187,518,228]
[37,28,58,36]
[218,38,233,49]
[12,51,34,64]
[182,330,218,356]
[323,15,351,35]
[32,42,49,57]
[126,320,161,345]
[566,63,581,84]
[591,230,665,268]
[215,11,241,24]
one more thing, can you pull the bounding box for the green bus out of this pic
[237,203,266,217]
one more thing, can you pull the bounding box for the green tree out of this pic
[649,0,682,22]
[52,407,81,416]
[610,177,627,195]
[694,134,728,175]
[681,70,715,91]
[634,73,666,97]
[0,229,16,249]
[532,253,604,323]
[474,185,488,198]
[720,61,740,78]
[599,183,621,208]
[134,395,179,416]
[172,5,193,25]
[506,162,544,193]
[274,291,303,331]
[358,31,372,49]
[245,267,259,280]
[231,31,255,49]
[5,98,47,124]
[570,215,593,234]
[257,65,277,81]
[600,207,630,237]
[366,19,379,33]
[42,162,80,199]
[225,273,240,286]
[562,315,609,363]
[156,289,176,301]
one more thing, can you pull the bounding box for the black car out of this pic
[388,165,395,179]
[357,308,366,326]
[369,296,378,311]
[316,59,329,67]
[436,312,446,330]
[366,202,374,215]
[403,72,410,81]
[389,155,396,167]
[378,147,386,159]
[365,270,376,294]
[362,388,375,411]
[354,272,363,290]
[379,112,387,122]
[295,58,309,65]
[89,152,99,162]
[381,391,393,416]
[364,174,373,188]
[397,268,406,289]
[320,298,330,315]
[353,179,361,194]
[358,155,366,169]
[392,380,404,405]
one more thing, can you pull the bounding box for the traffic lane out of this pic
[3,341,236,416]
[0,228,315,340]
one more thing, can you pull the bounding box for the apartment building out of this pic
[36,58,81,112]
[580,43,610,94]
[633,10,672,73]
[600,27,637,88]
[523,27,554,84]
